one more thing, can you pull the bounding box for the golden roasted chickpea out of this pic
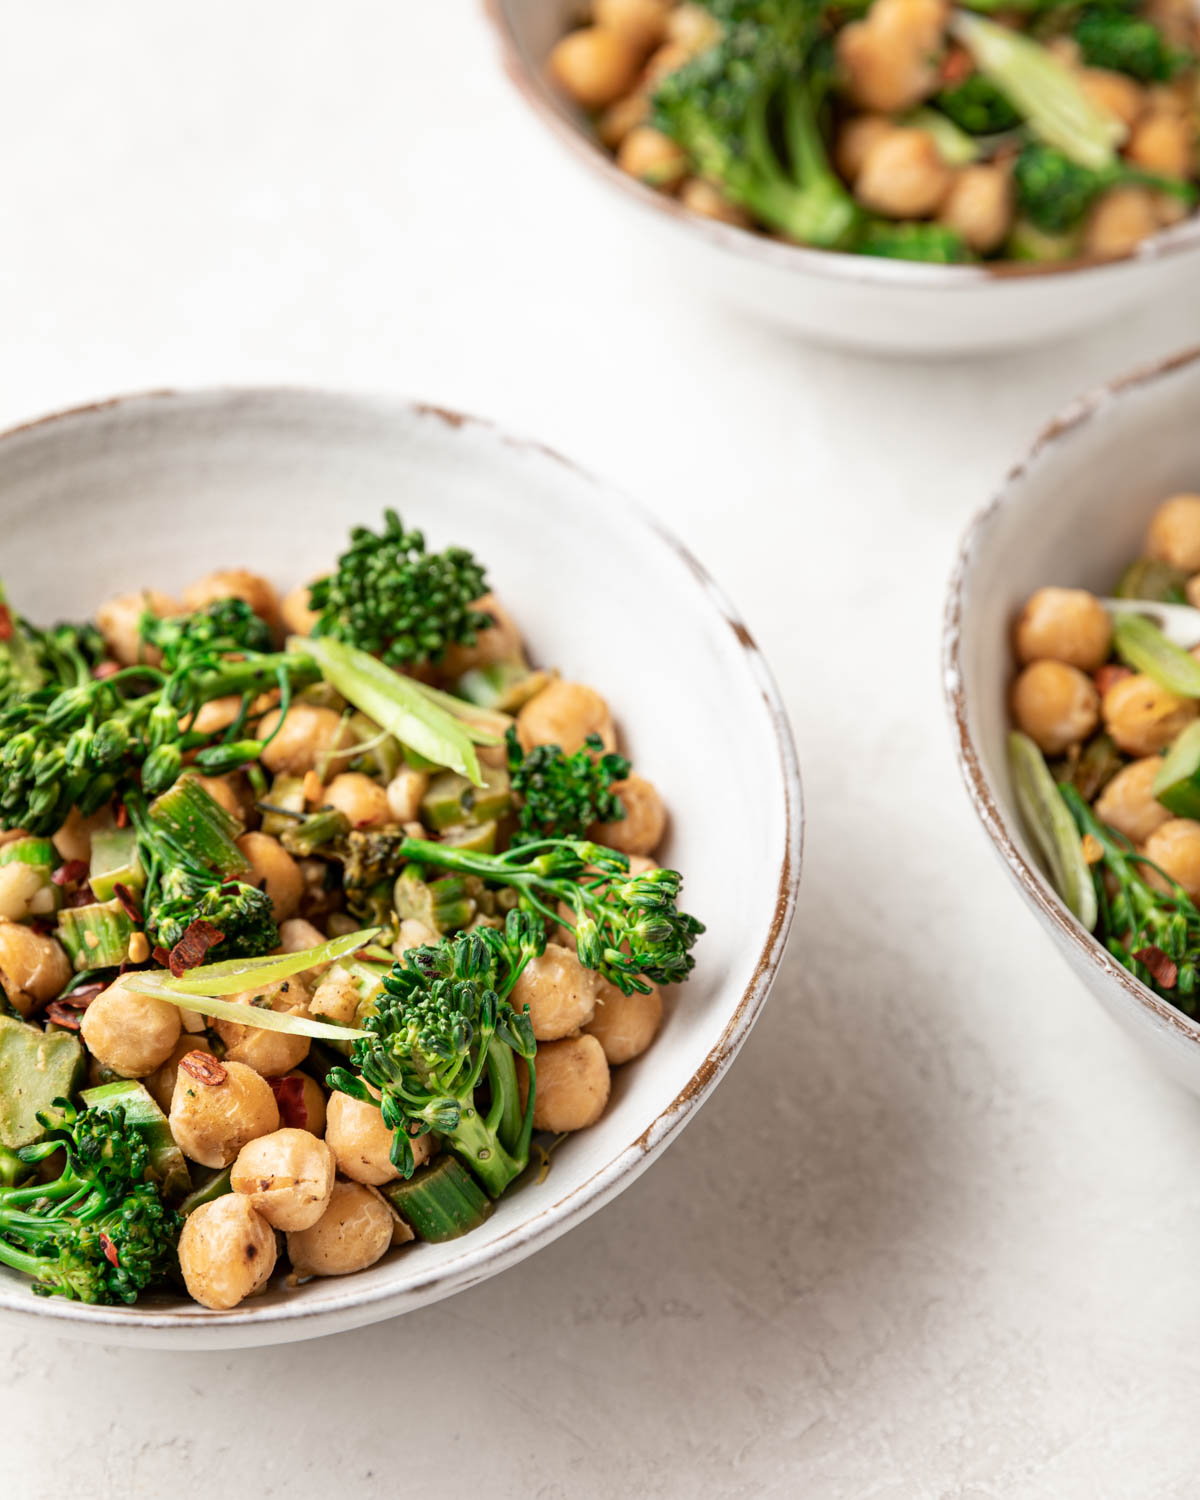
[855,128,954,218]
[80,974,181,1078]
[1011,661,1100,755]
[438,594,525,680]
[182,568,281,630]
[1146,494,1200,573]
[170,1054,280,1168]
[548,26,641,109]
[231,1127,336,1231]
[617,126,689,188]
[665,2,723,52]
[178,1193,277,1310]
[591,774,667,856]
[51,806,108,865]
[309,965,362,1025]
[1144,819,1200,901]
[323,772,391,829]
[281,581,320,637]
[530,1035,611,1133]
[836,0,948,113]
[517,681,616,756]
[938,163,1014,255]
[386,766,429,824]
[1126,111,1193,179]
[276,917,326,954]
[235,831,303,922]
[678,177,753,226]
[643,39,695,85]
[0,921,72,1017]
[584,976,663,1065]
[0,864,52,923]
[395,918,436,954]
[258,703,357,777]
[1094,757,1173,846]
[1013,587,1113,671]
[274,1071,327,1136]
[325,1091,435,1185]
[1084,184,1159,258]
[835,115,897,183]
[95,588,181,666]
[1079,68,1145,129]
[144,1034,216,1113]
[212,976,313,1078]
[511,943,598,1041]
[286,1179,394,1278]
[597,91,651,149]
[593,0,671,50]
[1102,672,1198,756]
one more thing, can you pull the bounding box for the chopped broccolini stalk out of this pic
[57,899,136,971]
[506,728,629,845]
[1114,557,1189,604]
[383,1155,492,1241]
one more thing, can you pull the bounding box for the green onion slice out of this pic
[1112,612,1200,697]
[123,980,370,1041]
[1008,731,1098,928]
[136,927,379,996]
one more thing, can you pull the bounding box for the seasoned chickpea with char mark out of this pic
[1014,587,1113,671]
[79,974,181,1078]
[178,1193,277,1311]
[212,975,313,1078]
[1102,671,1197,756]
[231,1128,336,1231]
[1011,660,1100,755]
[286,1179,395,1278]
[258,703,357,777]
[169,1055,280,1168]
[323,772,391,829]
[325,1090,435,1186]
[591,774,666,857]
[1094,757,1173,846]
[0,921,72,1016]
[1144,818,1200,902]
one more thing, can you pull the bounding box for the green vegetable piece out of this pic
[383,1155,492,1242]
[854,220,971,262]
[393,868,477,935]
[180,1164,234,1216]
[438,821,500,855]
[906,107,981,165]
[124,979,371,1041]
[280,807,352,857]
[1075,9,1189,83]
[421,765,512,832]
[1113,612,1200,697]
[89,826,144,902]
[258,774,307,837]
[1013,139,1196,235]
[935,72,1021,134]
[136,927,380,997]
[148,775,249,880]
[1154,721,1200,818]
[0,837,54,870]
[347,711,403,781]
[455,664,550,714]
[1061,732,1123,803]
[81,1079,190,1202]
[0,1016,83,1149]
[1005,216,1082,261]
[1114,557,1190,604]
[1008,731,1098,928]
[57,899,135,971]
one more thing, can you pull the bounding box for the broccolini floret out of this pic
[1013,140,1197,234]
[506,727,629,845]
[1074,9,1190,82]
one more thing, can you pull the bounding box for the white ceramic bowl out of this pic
[0,387,802,1348]
[945,346,1200,1090]
[484,0,1200,355]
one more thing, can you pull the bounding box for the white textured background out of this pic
[3,5,1200,1496]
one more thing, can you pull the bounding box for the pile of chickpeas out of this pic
[1010,492,1200,902]
[548,0,1200,261]
[0,563,676,1312]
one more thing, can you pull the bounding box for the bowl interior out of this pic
[0,388,800,1344]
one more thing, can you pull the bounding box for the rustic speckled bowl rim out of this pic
[482,0,1200,289]
[0,386,804,1342]
[943,345,1200,1046]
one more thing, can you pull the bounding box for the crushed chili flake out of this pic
[270,1074,309,1130]
[152,946,172,968]
[51,860,89,888]
[66,882,97,909]
[99,1232,120,1268]
[112,882,143,923]
[1094,664,1134,696]
[45,1002,84,1030]
[180,1051,227,1087]
[1133,946,1178,989]
[115,801,129,829]
[92,661,121,681]
[0,604,12,642]
[168,921,226,977]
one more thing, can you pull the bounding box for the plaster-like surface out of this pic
[2,4,1200,1495]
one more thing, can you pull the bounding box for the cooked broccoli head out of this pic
[1074,9,1190,82]
[1013,140,1198,235]
[934,73,1022,134]
[140,596,274,668]
[506,727,629,845]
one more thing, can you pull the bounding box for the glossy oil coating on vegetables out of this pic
[0,516,703,1311]
[548,0,1200,265]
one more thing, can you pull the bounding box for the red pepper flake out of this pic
[0,604,12,643]
[180,1051,227,1087]
[1134,946,1178,989]
[51,860,88,888]
[92,660,121,681]
[66,882,97,909]
[99,1232,120,1268]
[939,45,973,88]
[115,802,129,829]
[45,1001,84,1029]
[269,1074,309,1130]
[152,946,171,968]
[1094,664,1134,696]
[168,920,226,977]
[112,882,143,924]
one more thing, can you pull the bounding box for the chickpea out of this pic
[1084,184,1159,258]
[1079,68,1145,130]
[597,91,650,150]
[178,1194,277,1310]
[231,1127,336,1231]
[189,772,246,825]
[530,1035,611,1133]
[170,1055,280,1168]
[665,3,723,53]
[517,681,616,756]
[212,975,312,1078]
[548,26,641,110]
[1146,495,1200,573]
[438,594,525,680]
[182,568,281,630]
[325,1091,435,1185]
[386,766,429,824]
[309,965,362,1026]
[323,772,391,829]
[1102,672,1198,756]
[837,0,948,113]
[258,704,357,777]
[144,1034,216,1113]
[593,0,671,51]
[281,581,320,638]
[188,695,244,737]
[855,128,954,218]
[395,918,436,954]
[584,976,663,1065]
[835,115,897,183]
[286,1179,394,1278]
[1010,661,1101,754]
[938,163,1014,255]
[510,943,598,1041]
[80,974,181,1078]
[235,831,304,922]
[1126,112,1194,180]
[1094,758,1173,846]
[643,40,695,86]
[277,917,326,954]
[0,921,72,1016]
[95,588,180,666]
[0,863,50,922]
[591,774,667,856]
[1144,819,1200,902]
[275,1071,327,1136]
[51,806,108,865]
[1013,587,1113,671]
[617,126,688,188]
[678,177,753,227]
